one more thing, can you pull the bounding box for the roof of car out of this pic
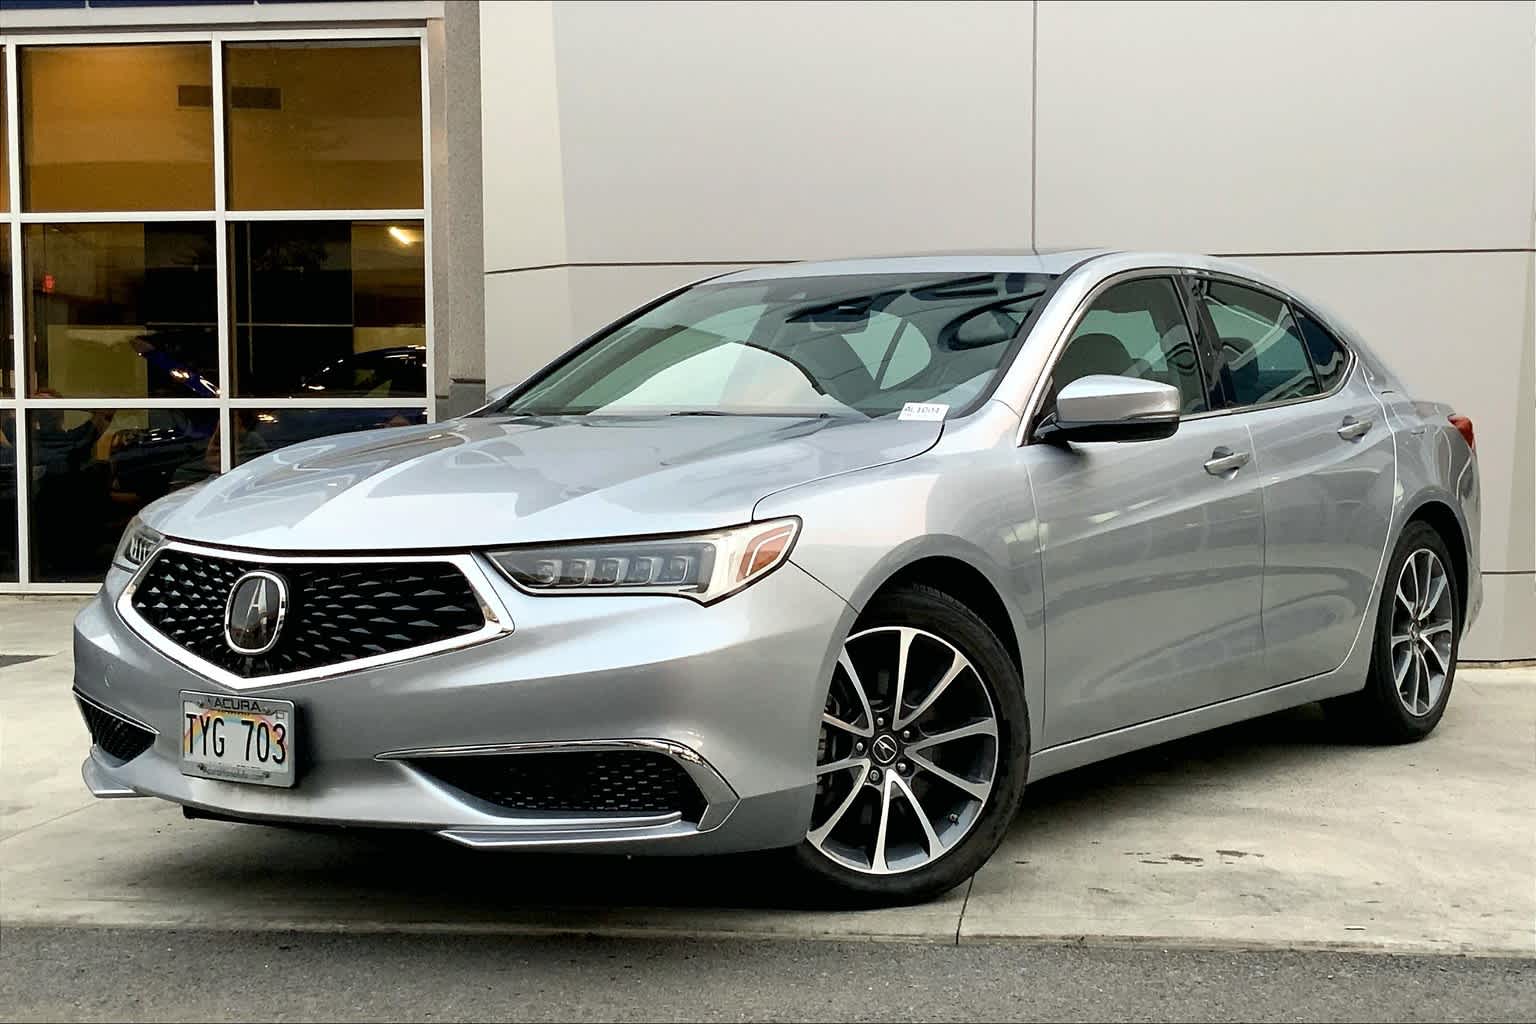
[711,248,1113,283]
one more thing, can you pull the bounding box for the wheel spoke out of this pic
[892,773,944,857]
[907,718,997,752]
[807,770,866,844]
[816,755,870,777]
[908,751,990,801]
[1415,552,1433,618]
[895,648,969,731]
[835,650,876,737]
[871,775,896,873]
[1420,571,1448,621]
[821,712,871,738]
[1390,632,1413,648]
[1405,650,1422,713]
[1420,637,1450,672]
[1420,620,1453,639]
[891,627,916,726]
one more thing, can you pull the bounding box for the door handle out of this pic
[1337,415,1373,441]
[1204,447,1251,476]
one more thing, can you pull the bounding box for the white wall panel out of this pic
[551,0,1035,262]
[480,0,568,273]
[1034,1,1536,253]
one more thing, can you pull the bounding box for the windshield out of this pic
[487,272,1057,419]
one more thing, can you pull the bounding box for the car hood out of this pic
[142,414,942,551]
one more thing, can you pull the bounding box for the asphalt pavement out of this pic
[3,927,1533,1023]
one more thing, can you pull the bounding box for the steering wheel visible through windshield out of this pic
[486,271,1058,419]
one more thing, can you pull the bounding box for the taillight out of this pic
[1448,414,1475,451]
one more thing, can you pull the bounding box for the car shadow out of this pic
[156,701,1371,917]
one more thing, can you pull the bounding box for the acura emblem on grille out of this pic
[224,570,289,656]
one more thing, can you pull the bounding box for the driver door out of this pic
[1027,275,1267,746]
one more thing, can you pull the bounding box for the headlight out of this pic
[486,518,800,603]
[112,517,164,572]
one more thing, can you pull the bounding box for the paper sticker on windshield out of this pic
[899,402,949,422]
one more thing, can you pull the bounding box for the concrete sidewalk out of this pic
[3,596,1533,955]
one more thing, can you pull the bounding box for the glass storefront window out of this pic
[1,71,9,213]
[25,223,219,399]
[21,44,215,212]
[1,226,12,396]
[230,220,426,398]
[26,407,216,582]
[232,407,426,466]
[225,41,423,210]
[1,411,16,582]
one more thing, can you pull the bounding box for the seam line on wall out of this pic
[1481,570,1536,576]
[1030,0,1038,251]
[1216,247,1534,258]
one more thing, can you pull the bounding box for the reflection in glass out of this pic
[21,44,215,212]
[225,41,423,210]
[25,223,218,399]
[232,407,426,466]
[1,227,11,396]
[27,407,216,582]
[1,412,16,581]
[1,71,8,214]
[231,221,426,398]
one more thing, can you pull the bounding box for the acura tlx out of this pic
[73,249,1479,902]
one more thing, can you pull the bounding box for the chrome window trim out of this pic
[74,686,159,736]
[116,539,515,692]
[376,737,740,833]
[1016,265,1359,444]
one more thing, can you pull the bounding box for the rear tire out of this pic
[1329,521,1461,743]
[790,584,1029,905]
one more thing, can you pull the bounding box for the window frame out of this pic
[1180,270,1357,418]
[1024,268,1218,443]
[0,25,434,591]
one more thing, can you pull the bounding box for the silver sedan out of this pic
[74,250,1480,902]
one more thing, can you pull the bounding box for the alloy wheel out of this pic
[1390,548,1455,717]
[808,625,1000,875]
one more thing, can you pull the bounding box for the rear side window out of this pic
[1295,310,1349,391]
[1197,280,1319,407]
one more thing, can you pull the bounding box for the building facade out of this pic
[1,0,1531,661]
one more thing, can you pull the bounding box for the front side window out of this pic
[1197,280,1320,407]
[492,272,1056,419]
[1051,277,1208,413]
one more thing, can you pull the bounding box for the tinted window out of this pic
[1198,280,1319,407]
[1053,277,1207,413]
[1295,310,1349,391]
[494,272,1057,419]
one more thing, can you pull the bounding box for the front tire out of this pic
[791,584,1029,904]
[1331,521,1461,743]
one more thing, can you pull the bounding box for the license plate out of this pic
[180,691,296,788]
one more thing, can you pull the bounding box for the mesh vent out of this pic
[76,692,155,763]
[414,751,708,821]
[130,549,486,678]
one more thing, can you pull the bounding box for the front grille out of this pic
[130,549,486,678]
[76,692,155,762]
[413,751,708,821]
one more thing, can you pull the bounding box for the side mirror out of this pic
[1035,374,1181,444]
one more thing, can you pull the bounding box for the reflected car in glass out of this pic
[72,251,1481,902]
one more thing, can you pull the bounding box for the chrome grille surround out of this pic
[117,539,514,691]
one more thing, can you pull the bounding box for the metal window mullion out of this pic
[211,35,232,473]
[222,208,425,223]
[6,43,28,584]
[224,398,430,409]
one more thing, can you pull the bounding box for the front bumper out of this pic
[74,557,855,855]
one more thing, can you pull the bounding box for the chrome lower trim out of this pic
[82,754,143,798]
[115,539,515,692]
[74,686,160,737]
[379,738,740,834]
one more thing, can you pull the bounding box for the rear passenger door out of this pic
[1189,277,1395,686]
